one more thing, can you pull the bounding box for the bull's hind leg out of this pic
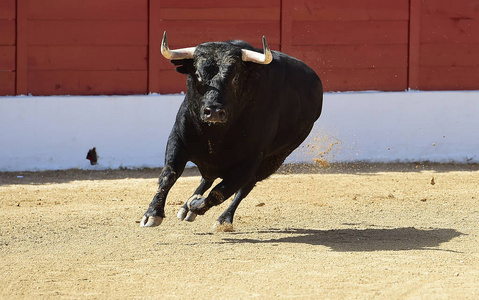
[212,153,289,231]
[213,181,256,232]
[190,153,289,232]
[177,178,214,222]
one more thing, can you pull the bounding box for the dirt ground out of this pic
[1,163,478,299]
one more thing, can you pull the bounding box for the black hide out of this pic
[141,39,323,228]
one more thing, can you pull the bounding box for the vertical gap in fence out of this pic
[408,0,421,90]
[15,0,27,95]
[148,0,162,94]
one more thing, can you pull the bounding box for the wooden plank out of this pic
[420,44,479,67]
[319,67,408,92]
[408,0,421,90]
[292,20,409,45]
[28,71,148,95]
[28,0,148,20]
[28,46,147,71]
[159,0,280,8]
[419,67,479,90]
[161,21,280,49]
[286,44,408,69]
[0,72,15,96]
[421,0,479,20]
[0,20,15,45]
[0,0,16,19]
[420,14,479,44]
[28,20,148,45]
[291,0,409,21]
[148,0,162,93]
[0,46,15,70]
[16,0,28,95]
[158,70,187,95]
[159,7,279,21]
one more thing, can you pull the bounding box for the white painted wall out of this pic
[1,91,477,172]
[0,95,182,171]
[289,91,479,164]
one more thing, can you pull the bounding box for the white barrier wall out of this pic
[288,91,479,164]
[1,91,478,172]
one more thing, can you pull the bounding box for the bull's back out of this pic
[268,52,323,153]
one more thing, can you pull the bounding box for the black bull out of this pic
[140,32,323,229]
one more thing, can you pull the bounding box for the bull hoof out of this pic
[187,195,207,214]
[213,221,235,233]
[140,215,163,227]
[177,207,197,222]
[177,207,188,220]
[184,211,197,222]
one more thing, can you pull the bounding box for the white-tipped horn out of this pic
[161,31,196,60]
[241,36,273,65]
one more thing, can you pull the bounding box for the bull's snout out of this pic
[202,106,227,123]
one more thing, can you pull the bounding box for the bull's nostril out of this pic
[203,107,226,123]
[218,110,226,120]
[204,108,212,117]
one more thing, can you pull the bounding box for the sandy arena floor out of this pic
[1,163,478,299]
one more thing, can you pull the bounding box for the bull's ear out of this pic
[171,59,193,74]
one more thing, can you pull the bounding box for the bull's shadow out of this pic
[220,227,464,252]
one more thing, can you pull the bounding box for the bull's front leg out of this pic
[140,133,187,227]
[140,166,182,227]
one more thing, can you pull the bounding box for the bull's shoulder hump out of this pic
[272,52,319,78]
[226,40,256,51]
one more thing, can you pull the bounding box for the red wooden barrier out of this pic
[0,0,478,96]
[282,0,409,91]
[416,0,479,90]
[22,0,149,95]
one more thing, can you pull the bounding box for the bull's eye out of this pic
[231,74,240,94]
[232,74,239,86]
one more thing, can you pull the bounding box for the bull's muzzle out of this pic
[202,106,227,123]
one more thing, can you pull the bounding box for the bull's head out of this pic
[161,31,272,124]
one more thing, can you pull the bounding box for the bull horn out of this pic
[241,36,273,65]
[161,31,196,60]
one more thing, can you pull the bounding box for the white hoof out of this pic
[184,211,197,222]
[139,215,163,227]
[177,207,188,220]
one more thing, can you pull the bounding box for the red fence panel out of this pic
[0,0,16,95]
[23,0,148,95]
[282,0,409,92]
[415,0,479,90]
[150,0,281,94]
